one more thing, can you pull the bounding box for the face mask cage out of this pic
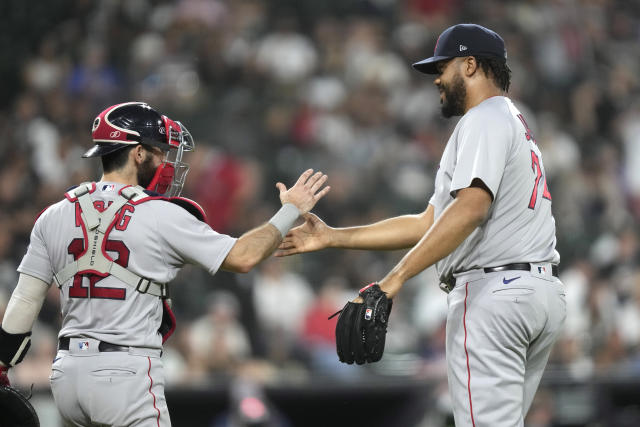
[155,119,195,197]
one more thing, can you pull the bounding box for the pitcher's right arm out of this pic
[276,204,434,256]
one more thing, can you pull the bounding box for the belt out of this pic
[484,262,558,277]
[58,337,129,352]
[441,263,559,294]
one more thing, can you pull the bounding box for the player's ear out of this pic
[463,56,478,77]
[132,144,146,165]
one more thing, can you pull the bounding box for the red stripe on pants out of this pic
[463,282,476,427]
[147,356,161,426]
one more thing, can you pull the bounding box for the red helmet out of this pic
[84,102,195,196]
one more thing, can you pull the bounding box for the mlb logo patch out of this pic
[102,184,115,192]
[538,266,546,274]
[78,341,90,350]
[365,308,373,320]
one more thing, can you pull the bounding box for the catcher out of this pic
[0,102,329,426]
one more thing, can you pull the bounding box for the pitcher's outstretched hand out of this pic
[275,213,331,256]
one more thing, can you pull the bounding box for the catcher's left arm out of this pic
[0,273,48,427]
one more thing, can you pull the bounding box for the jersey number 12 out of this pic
[67,238,129,300]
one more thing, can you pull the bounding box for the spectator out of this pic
[252,258,313,362]
[186,291,251,380]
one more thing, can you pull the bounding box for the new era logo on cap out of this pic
[413,23,507,74]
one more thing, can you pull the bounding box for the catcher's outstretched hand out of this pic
[276,169,330,215]
[275,213,330,256]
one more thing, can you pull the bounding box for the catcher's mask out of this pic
[84,101,195,197]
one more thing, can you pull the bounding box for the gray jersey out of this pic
[429,96,559,281]
[18,182,236,349]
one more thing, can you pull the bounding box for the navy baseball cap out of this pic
[413,24,507,75]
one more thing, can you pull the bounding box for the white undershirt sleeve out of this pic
[2,273,50,334]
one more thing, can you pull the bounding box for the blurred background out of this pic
[1,0,639,426]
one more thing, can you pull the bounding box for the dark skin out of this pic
[374,56,500,298]
[436,57,504,117]
[277,55,502,300]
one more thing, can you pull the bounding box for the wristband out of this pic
[359,282,377,294]
[268,203,300,237]
[0,328,31,367]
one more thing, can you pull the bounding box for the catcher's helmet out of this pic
[83,102,193,158]
[85,102,195,197]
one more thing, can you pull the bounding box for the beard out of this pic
[137,152,158,190]
[440,72,467,118]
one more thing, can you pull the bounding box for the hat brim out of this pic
[412,55,453,74]
[82,143,133,158]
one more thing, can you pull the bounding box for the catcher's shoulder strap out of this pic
[167,196,207,222]
[54,183,168,298]
[140,189,207,223]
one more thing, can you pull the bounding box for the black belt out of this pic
[58,337,129,352]
[484,262,558,277]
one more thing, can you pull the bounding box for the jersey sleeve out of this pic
[157,202,237,275]
[450,109,512,199]
[17,212,54,284]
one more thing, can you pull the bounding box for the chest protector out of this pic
[54,183,184,342]
[53,183,169,298]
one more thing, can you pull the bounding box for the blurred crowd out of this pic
[1,0,640,423]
